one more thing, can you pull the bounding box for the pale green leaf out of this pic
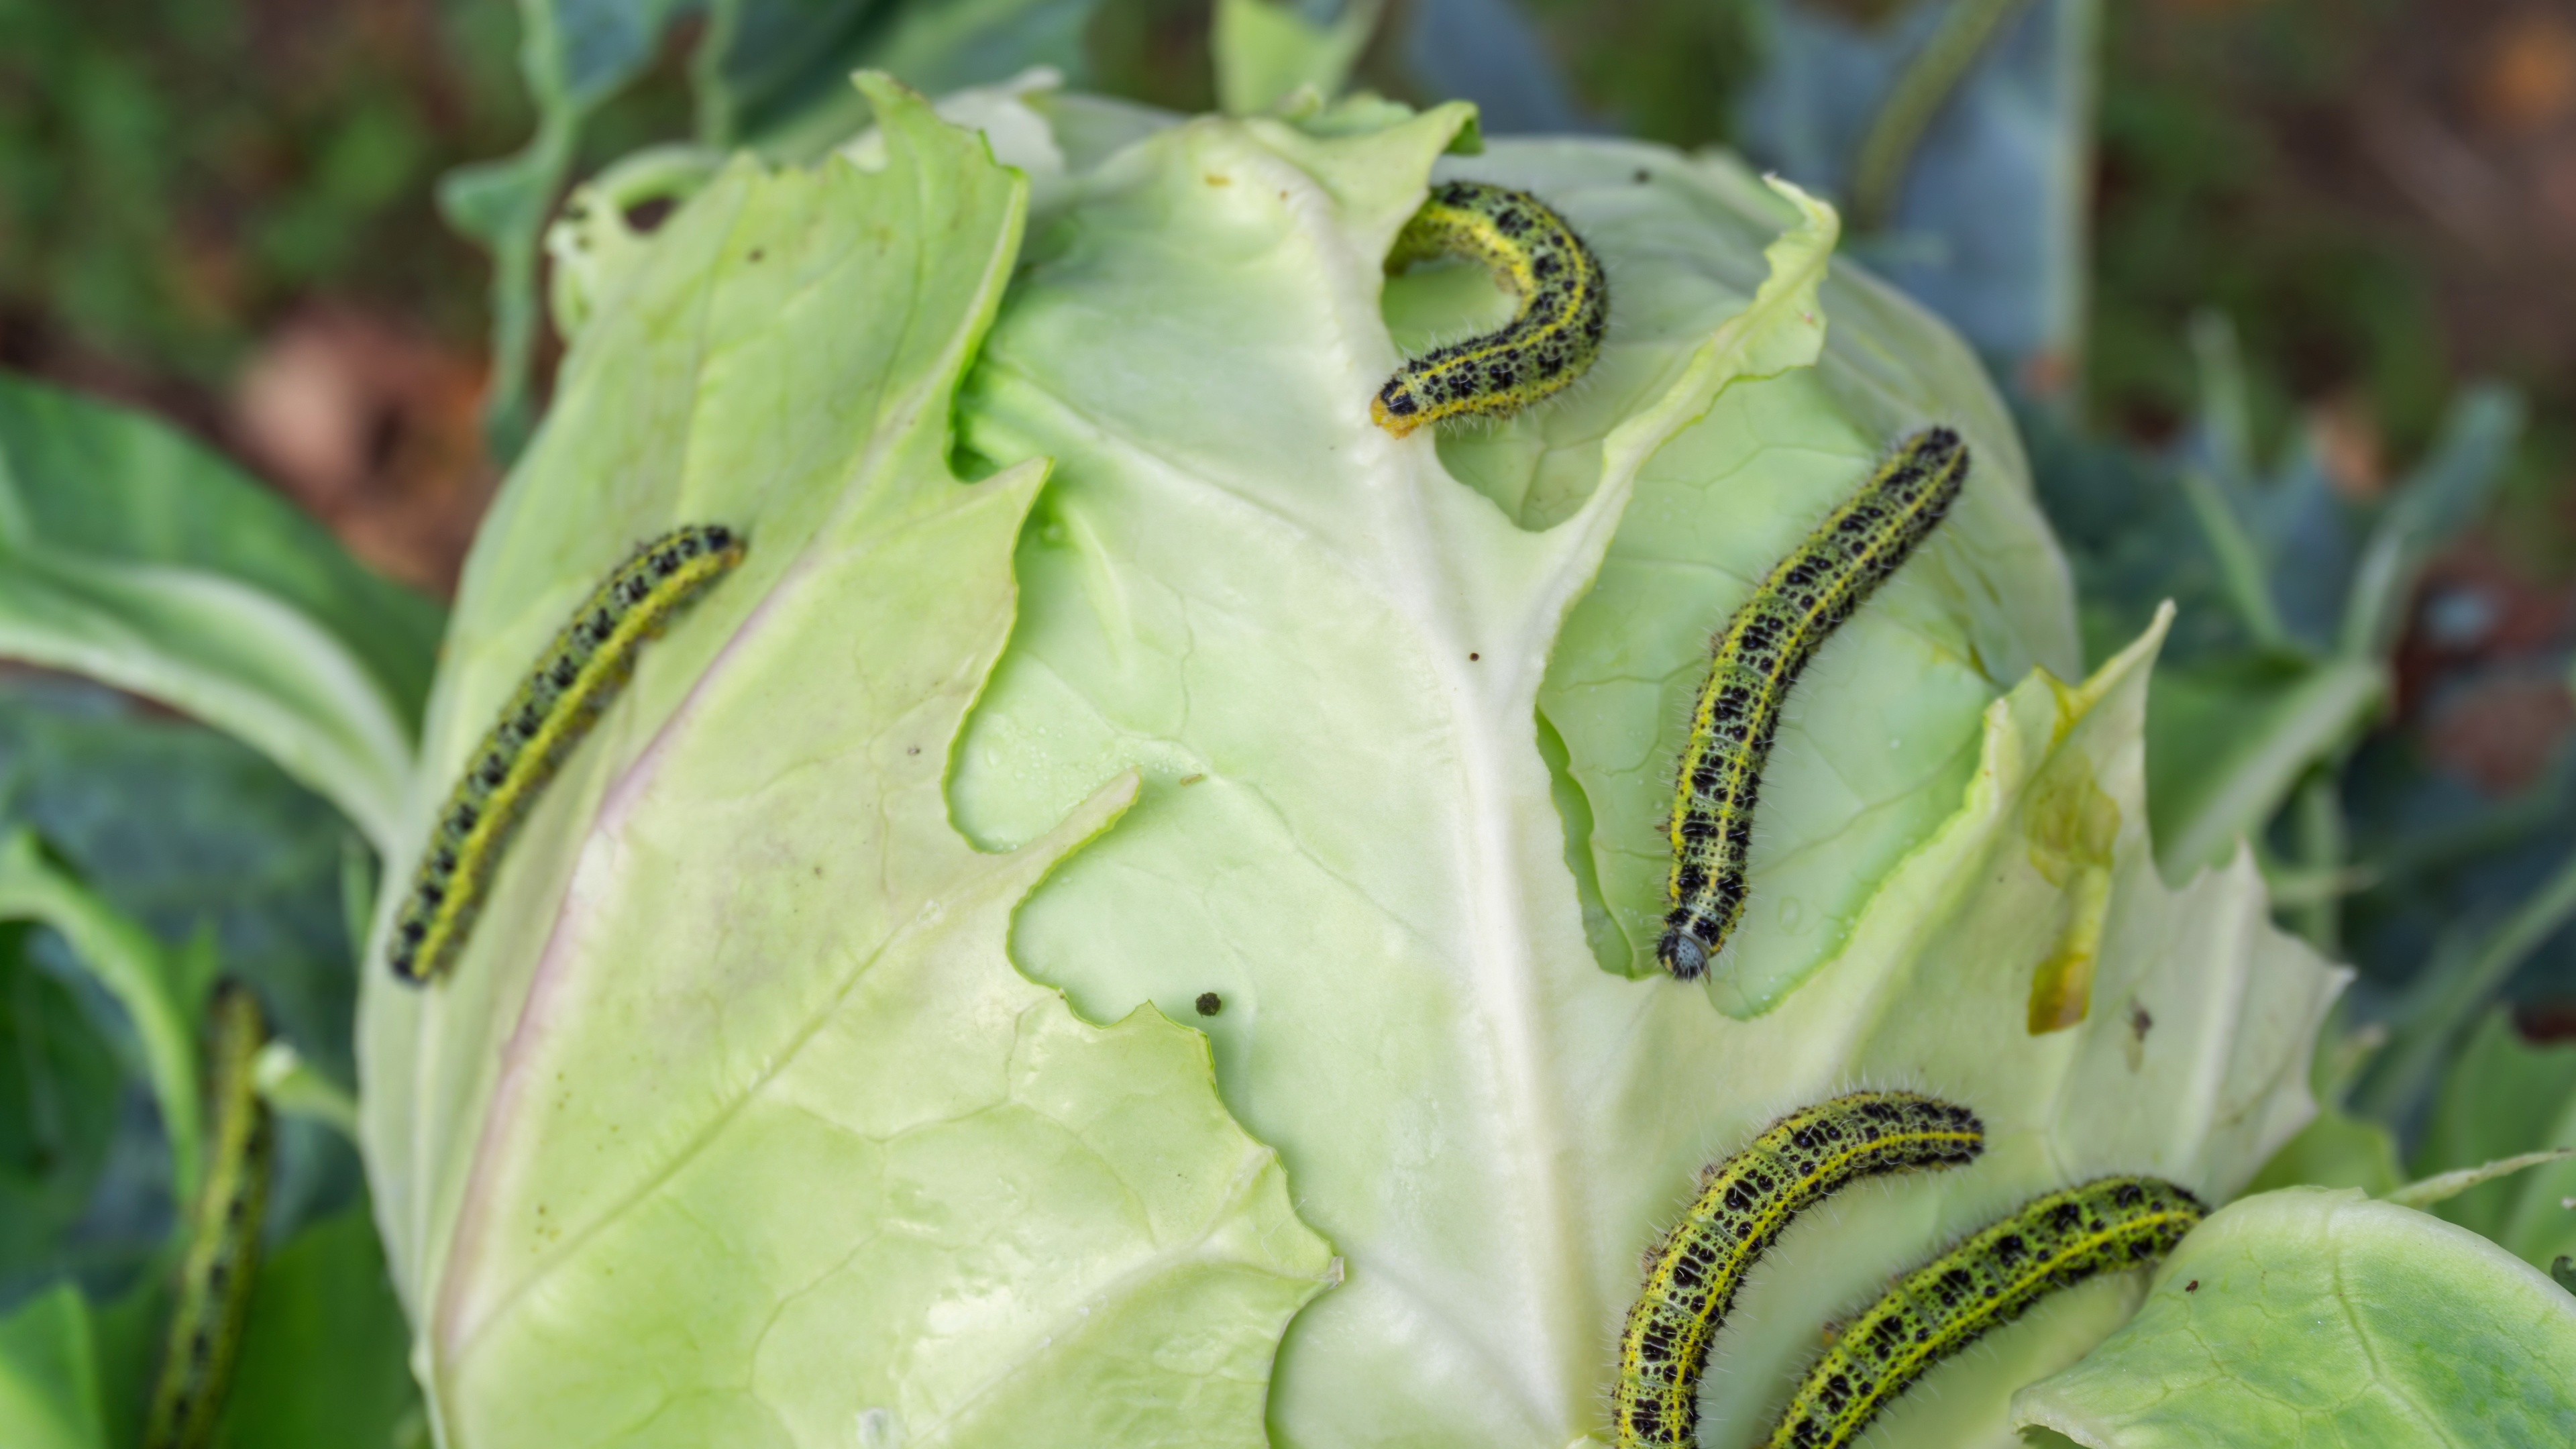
[1213,0,1382,115]
[366,78,1332,1448]
[936,96,2337,1445]
[2015,1188,2576,1447]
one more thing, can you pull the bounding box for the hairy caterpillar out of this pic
[1613,1091,1985,1449]
[1370,180,1608,437]
[142,982,273,1449]
[388,523,747,983]
[1762,1175,2206,1449]
[1660,428,1970,979]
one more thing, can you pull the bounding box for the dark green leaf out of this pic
[2415,1011,2576,1269]
[217,1209,420,1449]
[0,678,365,1280]
[2243,1106,2402,1197]
[0,925,125,1302]
[0,377,440,847]
[0,831,202,1210]
[2146,652,2383,877]
[0,376,440,728]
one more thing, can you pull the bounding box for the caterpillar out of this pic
[142,982,274,1449]
[1660,427,1970,979]
[1760,1175,2206,1449]
[1613,1091,1985,1449]
[388,523,747,983]
[1370,180,1608,437]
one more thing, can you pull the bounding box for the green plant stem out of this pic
[2178,468,2292,650]
[2189,310,2256,488]
[254,1041,362,1142]
[1851,0,2038,229]
[2290,768,2347,956]
[2385,1148,2576,1210]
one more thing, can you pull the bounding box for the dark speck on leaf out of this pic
[1195,992,1223,1017]
[2184,1279,2199,1292]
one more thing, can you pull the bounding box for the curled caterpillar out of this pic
[1370,180,1607,437]
[1660,427,1969,979]
[1613,1091,1985,1449]
[388,523,747,983]
[142,981,274,1449]
[1762,1175,2206,1449]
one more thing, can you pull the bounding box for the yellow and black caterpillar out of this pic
[1371,180,1607,436]
[1760,1175,2205,1449]
[1660,427,1969,979]
[142,982,272,1449]
[1613,1091,1985,1449]
[388,523,746,983]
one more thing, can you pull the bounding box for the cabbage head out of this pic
[358,73,2349,1449]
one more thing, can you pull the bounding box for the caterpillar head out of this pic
[1371,376,1428,437]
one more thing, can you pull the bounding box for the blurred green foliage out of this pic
[0,0,530,378]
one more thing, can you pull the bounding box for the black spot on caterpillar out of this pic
[388,523,747,983]
[1660,427,1970,979]
[1613,1091,1985,1449]
[1370,180,1608,437]
[1760,1175,2206,1449]
[142,981,273,1449]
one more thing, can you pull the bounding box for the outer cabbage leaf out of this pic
[362,78,1332,1449]
[940,97,2340,1448]
[2013,1187,2576,1447]
[0,377,434,850]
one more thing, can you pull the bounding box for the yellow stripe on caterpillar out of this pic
[1612,1091,1985,1449]
[388,523,747,983]
[1660,427,1969,979]
[1371,180,1608,437]
[143,981,273,1449]
[1761,1175,2206,1449]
